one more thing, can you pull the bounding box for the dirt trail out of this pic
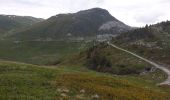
[107,42,170,85]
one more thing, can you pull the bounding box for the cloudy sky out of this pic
[0,0,170,27]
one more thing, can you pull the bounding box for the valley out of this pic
[0,40,90,65]
[0,7,169,99]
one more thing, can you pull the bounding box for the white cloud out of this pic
[0,0,169,27]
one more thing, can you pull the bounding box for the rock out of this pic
[62,89,69,93]
[76,94,84,99]
[60,93,67,97]
[57,88,69,93]
[57,88,62,92]
[80,89,85,93]
[92,94,99,99]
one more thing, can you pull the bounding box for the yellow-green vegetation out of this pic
[0,60,169,100]
[0,61,59,99]
[53,73,169,100]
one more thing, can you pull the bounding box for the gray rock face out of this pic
[99,20,132,35]
[99,21,131,30]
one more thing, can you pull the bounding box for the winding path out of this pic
[107,41,170,85]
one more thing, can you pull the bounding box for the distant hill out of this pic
[0,15,43,38]
[115,21,170,42]
[8,8,132,41]
[113,21,170,66]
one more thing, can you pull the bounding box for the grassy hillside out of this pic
[66,42,157,75]
[0,41,90,65]
[0,60,169,99]
[113,21,170,67]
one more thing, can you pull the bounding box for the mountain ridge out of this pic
[0,15,44,38]
[6,8,132,41]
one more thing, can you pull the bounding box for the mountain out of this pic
[0,15,44,38]
[8,8,132,41]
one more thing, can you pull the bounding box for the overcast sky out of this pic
[0,0,170,27]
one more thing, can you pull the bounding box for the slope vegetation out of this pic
[65,42,155,75]
[0,41,90,65]
[0,60,169,99]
